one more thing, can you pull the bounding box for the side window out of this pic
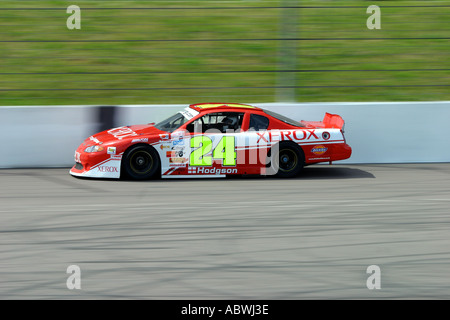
[186,112,244,133]
[249,114,269,131]
[186,119,203,133]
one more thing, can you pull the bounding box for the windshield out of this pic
[263,109,304,127]
[154,107,200,132]
[154,113,189,132]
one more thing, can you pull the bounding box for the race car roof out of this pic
[189,103,262,112]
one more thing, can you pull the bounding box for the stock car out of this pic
[70,103,352,179]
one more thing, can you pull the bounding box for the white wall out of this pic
[257,102,450,164]
[0,106,97,168]
[1,102,449,168]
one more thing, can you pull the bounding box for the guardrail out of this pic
[1,101,449,168]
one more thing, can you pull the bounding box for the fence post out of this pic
[276,0,299,102]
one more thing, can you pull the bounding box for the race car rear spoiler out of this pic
[300,113,345,130]
[323,113,345,129]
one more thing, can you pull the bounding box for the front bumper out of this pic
[69,150,122,179]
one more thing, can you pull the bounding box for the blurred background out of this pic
[1,0,449,106]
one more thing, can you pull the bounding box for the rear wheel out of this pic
[271,142,304,178]
[122,145,160,180]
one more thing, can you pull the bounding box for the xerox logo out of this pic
[256,129,319,143]
[98,166,119,173]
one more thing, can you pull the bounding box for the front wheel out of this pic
[122,145,160,180]
[272,142,305,178]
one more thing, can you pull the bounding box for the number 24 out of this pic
[190,136,236,166]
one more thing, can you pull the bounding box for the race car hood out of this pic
[87,124,165,145]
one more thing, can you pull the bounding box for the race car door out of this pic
[183,111,245,176]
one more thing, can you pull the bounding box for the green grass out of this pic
[0,0,449,106]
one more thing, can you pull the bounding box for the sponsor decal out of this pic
[188,167,238,175]
[171,131,186,139]
[169,157,188,163]
[309,157,331,161]
[132,138,149,143]
[74,151,81,163]
[166,150,184,158]
[108,127,138,140]
[160,144,171,150]
[173,139,184,146]
[179,107,200,120]
[311,145,328,155]
[169,163,186,168]
[256,129,319,144]
[107,147,116,155]
[322,132,330,140]
[110,154,122,160]
[159,133,170,140]
[97,166,119,173]
[256,131,269,143]
[89,136,102,144]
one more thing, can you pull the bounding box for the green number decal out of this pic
[213,136,236,166]
[189,136,237,166]
[190,136,213,166]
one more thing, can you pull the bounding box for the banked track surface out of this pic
[0,164,449,299]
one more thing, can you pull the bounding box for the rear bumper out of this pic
[333,143,352,161]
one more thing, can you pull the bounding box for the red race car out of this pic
[70,103,352,179]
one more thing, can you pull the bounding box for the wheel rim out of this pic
[278,148,298,173]
[130,150,153,175]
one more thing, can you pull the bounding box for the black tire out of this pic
[122,145,160,180]
[271,142,305,178]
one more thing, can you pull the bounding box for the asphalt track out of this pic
[1,164,450,299]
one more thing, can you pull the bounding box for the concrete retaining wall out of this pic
[1,101,449,168]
